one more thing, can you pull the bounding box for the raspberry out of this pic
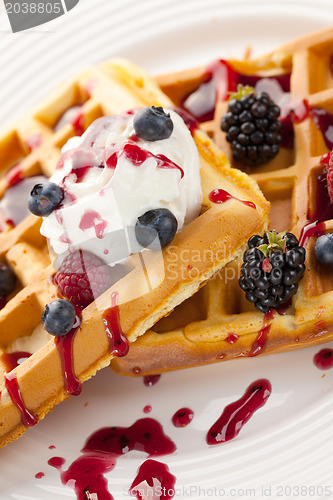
[239,230,306,313]
[54,250,112,308]
[320,151,333,202]
[221,85,282,166]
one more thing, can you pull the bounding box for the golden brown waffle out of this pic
[0,59,269,447]
[111,27,333,377]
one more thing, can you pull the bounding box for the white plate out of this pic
[1,1,333,499]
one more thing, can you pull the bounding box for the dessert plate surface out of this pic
[1,0,333,498]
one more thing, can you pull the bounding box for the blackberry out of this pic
[221,85,282,166]
[239,230,306,313]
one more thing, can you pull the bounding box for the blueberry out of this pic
[29,182,64,217]
[135,208,178,249]
[0,263,16,296]
[133,106,173,141]
[41,299,76,336]
[315,233,333,267]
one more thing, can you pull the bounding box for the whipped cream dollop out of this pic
[41,109,202,264]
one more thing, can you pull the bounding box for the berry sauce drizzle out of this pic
[206,379,272,445]
[102,291,129,357]
[313,348,333,370]
[249,309,275,357]
[26,133,43,151]
[5,371,37,427]
[64,165,93,183]
[71,110,85,136]
[79,209,108,239]
[48,418,176,500]
[172,408,194,428]
[1,351,32,372]
[181,59,290,123]
[173,107,199,135]
[209,189,256,209]
[54,311,82,396]
[0,296,6,310]
[106,142,184,179]
[143,374,161,387]
[298,221,326,248]
[130,459,176,500]
[310,107,333,150]
[225,333,239,344]
[5,164,24,188]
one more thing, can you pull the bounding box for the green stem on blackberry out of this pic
[258,230,287,257]
[228,84,255,101]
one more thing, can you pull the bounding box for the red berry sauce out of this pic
[206,379,272,445]
[35,472,45,479]
[173,107,199,135]
[5,164,24,188]
[1,351,32,372]
[310,107,333,150]
[54,310,82,396]
[26,134,43,151]
[48,456,66,470]
[172,408,194,427]
[130,459,176,500]
[225,333,239,344]
[102,291,129,357]
[106,142,184,179]
[70,109,85,136]
[79,209,108,239]
[143,374,161,387]
[143,405,152,414]
[313,348,333,370]
[48,418,176,500]
[181,59,290,123]
[249,310,275,357]
[299,220,326,248]
[5,371,37,427]
[64,164,93,183]
[209,189,256,209]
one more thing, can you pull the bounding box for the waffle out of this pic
[0,59,269,447]
[111,27,333,377]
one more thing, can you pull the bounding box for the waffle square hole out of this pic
[0,131,27,176]
[53,103,105,150]
[154,287,208,333]
[308,98,333,157]
[307,43,333,94]
[34,82,90,130]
